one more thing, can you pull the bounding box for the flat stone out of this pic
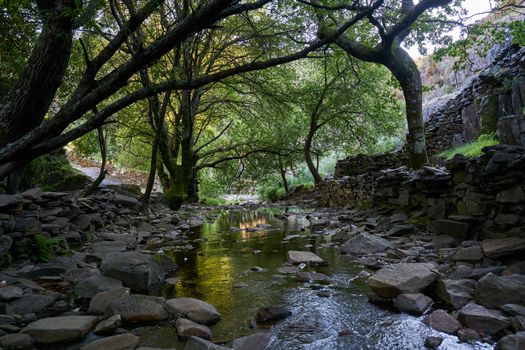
[0,333,34,349]
[453,246,483,262]
[100,252,165,292]
[458,303,511,334]
[88,241,127,260]
[475,273,525,309]
[105,295,169,323]
[482,238,525,258]
[287,251,326,265]
[340,232,393,255]
[232,332,271,350]
[184,336,231,350]
[393,293,433,315]
[0,195,22,211]
[112,194,139,207]
[386,224,414,236]
[275,266,300,274]
[0,286,23,301]
[256,306,291,323]
[368,263,438,298]
[74,275,123,298]
[166,297,221,325]
[432,220,469,238]
[94,314,121,334]
[6,294,56,315]
[294,272,330,283]
[21,316,99,344]
[82,333,139,350]
[435,279,476,309]
[495,332,525,350]
[423,310,461,334]
[88,287,131,314]
[176,318,211,339]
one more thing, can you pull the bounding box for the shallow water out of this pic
[140,208,493,350]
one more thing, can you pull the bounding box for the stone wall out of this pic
[320,145,525,240]
[334,44,525,178]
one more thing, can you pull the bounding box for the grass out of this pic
[34,234,61,262]
[439,133,499,159]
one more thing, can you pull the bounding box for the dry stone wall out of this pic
[321,145,525,240]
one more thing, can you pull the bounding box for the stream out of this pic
[138,207,493,350]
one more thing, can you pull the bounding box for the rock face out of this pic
[458,303,511,334]
[100,252,165,292]
[104,295,169,323]
[368,263,438,298]
[423,310,461,334]
[287,251,326,265]
[475,273,525,309]
[166,297,221,325]
[21,316,99,344]
[340,233,393,255]
[482,238,525,258]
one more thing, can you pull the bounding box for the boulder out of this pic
[393,293,433,315]
[166,297,221,325]
[482,238,525,258]
[232,332,271,350]
[100,251,165,292]
[495,332,525,350]
[0,333,34,349]
[423,310,461,334]
[21,316,99,344]
[176,318,211,339]
[424,336,443,349]
[256,306,291,323]
[74,275,123,298]
[287,251,326,265]
[475,273,525,309]
[184,336,231,350]
[368,263,438,298]
[340,232,393,255]
[435,279,476,309]
[6,294,56,315]
[82,333,139,350]
[104,295,169,323]
[0,286,23,301]
[458,303,511,334]
[88,287,131,314]
[502,304,525,317]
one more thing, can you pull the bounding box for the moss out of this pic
[34,234,61,262]
[439,133,499,159]
[165,185,186,210]
[26,151,91,191]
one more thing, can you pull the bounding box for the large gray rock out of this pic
[482,238,525,258]
[105,295,169,323]
[475,273,525,309]
[0,195,22,211]
[423,310,461,334]
[6,294,56,315]
[176,318,211,339]
[184,336,231,350]
[0,333,34,349]
[82,333,139,350]
[88,287,131,314]
[74,275,123,298]
[21,316,99,344]
[393,293,433,315]
[435,278,476,309]
[453,246,483,262]
[232,332,271,350]
[340,232,393,255]
[495,332,525,350]
[368,263,438,298]
[287,251,326,265]
[100,251,165,292]
[256,306,291,323]
[458,303,511,334]
[166,297,221,325]
[0,286,23,301]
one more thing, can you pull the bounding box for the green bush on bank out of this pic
[439,133,499,159]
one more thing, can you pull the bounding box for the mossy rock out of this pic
[164,186,186,210]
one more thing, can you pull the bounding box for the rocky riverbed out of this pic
[0,187,523,349]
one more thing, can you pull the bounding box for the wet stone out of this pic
[232,332,271,350]
[82,333,139,350]
[424,336,443,349]
[176,318,211,340]
[166,297,221,325]
[287,251,326,266]
[21,315,99,344]
[423,310,461,334]
[393,293,433,315]
[458,303,511,334]
[256,306,291,323]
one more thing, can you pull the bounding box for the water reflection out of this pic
[140,208,492,350]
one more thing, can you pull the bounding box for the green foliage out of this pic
[26,152,90,191]
[439,133,499,159]
[34,234,60,262]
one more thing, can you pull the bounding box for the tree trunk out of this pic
[84,127,107,196]
[278,158,290,194]
[304,118,323,184]
[387,44,428,168]
[0,0,76,147]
